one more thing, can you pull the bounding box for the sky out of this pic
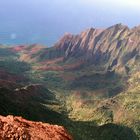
[0,0,140,46]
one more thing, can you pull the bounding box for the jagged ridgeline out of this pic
[0,24,140,140]
[18,24,140,73]
[13,24,140,97]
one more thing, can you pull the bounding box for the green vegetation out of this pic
[0,60,31,74]
[0,45,140,139]
[0,48,17,57]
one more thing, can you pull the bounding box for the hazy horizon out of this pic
[0,0,140,46]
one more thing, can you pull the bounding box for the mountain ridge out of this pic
[18,23,139,75]
[0,23,140,140]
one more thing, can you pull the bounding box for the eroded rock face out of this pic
[0,115,72,140]
[39,24,140,72]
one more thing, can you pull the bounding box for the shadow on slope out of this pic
[65,121,139,140]
[70,71,125,97]
[0,83,139,140]
[0,84,65,125]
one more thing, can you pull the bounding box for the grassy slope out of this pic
[0,46,140,139]
[61,72,140,139]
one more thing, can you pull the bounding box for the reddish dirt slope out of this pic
[12,45,26,52]
[0,115,72,140]
[36,60,85,71]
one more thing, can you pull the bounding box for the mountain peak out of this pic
[45,23,140,71]
[81,27,104,34]
[107,23,129,30]
[132,25,140,32]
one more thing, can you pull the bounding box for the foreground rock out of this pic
[0,115,72,140]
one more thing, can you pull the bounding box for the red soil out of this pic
[41,57,64,65]
[0,115,73,140]
[12,45,26,52]
[37,59,85,72]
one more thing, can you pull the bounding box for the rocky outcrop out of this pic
[0,115,72,140]
[11,24,140,73]
[42,24,140,72]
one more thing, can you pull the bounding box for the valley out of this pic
[0,24,140,140]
